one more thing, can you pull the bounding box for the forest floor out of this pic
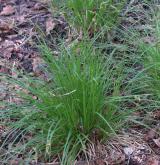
[0,0,160,164]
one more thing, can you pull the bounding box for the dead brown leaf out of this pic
[0,5,15,16]
[0,21,10,32]
[34,2,47,10]
[0,65,11,74]
[147,157,160,165]
[153,138,160,148]
[16,15,26,25]
[46,18,56,35]
[1,40,15,59]
[108,151,125,165]
[144,129,157,141]
[0,20,14,34]
[152,110,160,119]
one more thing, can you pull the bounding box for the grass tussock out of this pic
[0,40,141,163]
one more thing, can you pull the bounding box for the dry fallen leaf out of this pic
[34,2,46,10]
[1,40,15,59]
[46,18,56,35]
[144,129,157,141]
[108,151,125,165]
[147,157,160,165]
[16,15,26,25]
[0,66,11,74]
[152,110,160,119]
[153,138,160,148]
[0,20,14,34]
[0,5,15,16]
[0,21,10,32]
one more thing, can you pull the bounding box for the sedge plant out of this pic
[0,1,158,164]
[0,40,143,164]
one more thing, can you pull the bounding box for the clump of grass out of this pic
[0,40,138,164]
[52,0,126,34]
[140,12,160,98]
